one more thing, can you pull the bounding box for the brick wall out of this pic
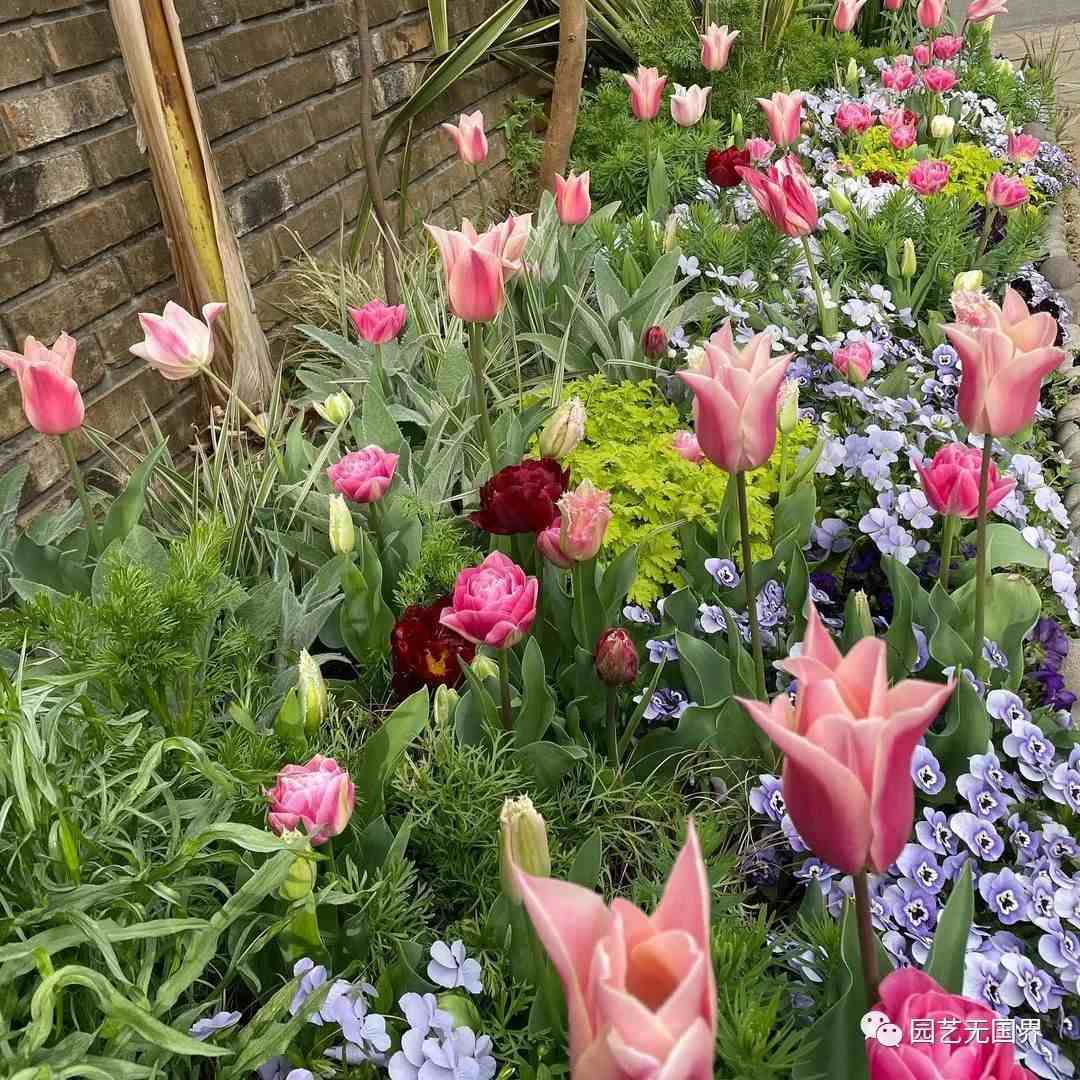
[0,0,537,511]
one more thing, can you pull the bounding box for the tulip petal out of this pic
[653,1017,716,1080]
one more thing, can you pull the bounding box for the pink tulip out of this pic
[327,445,399,503]
[890,123,917,150]
[881,64,917,92]
[740,604,954,873]
[559,479,612,562]
[515,821,716,1079]
[745,137,775,163]
[950,288,997,329]
[833,0,868,33]
[907,158,951,195]
[884,0,904,9]
[425,219,506,322]
[944,289,1064,436]
[440,551,538,649]
[130,300,225,380]
[670,84,711,127]
[868,969,1032,1080]
[986,172,1030,210]
[624,65,667,121]
[966,0,1008,23]
[913,42,932,66]
[933,34,964,60]
[536,518,574,569]
[349,299,407,344]
[917,0,946,28]
[677,322,791,474]
[484,211,533,275]
[879,107,907,129]
[266,755,355,846]
[700,23,739,71]
[832,341,873,382]
[441,110,488,165]
[673,430,705,463]
[836,101,875,136]
[916,442,1016,518]
[922,66,959,93]
[736,154,819,238]
[757,91,803,148]
[1008,130,1041,162]
[0,332,85,436]
[554,170,592,226]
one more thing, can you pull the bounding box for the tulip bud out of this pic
[278,840,317,901]
[434,683,460,726]
[846,58,860,95]
[778,379,800,434]
[594,628,639,686]
[642,325,668,359]
[901,238,917,278]
[500,795,551,901]
[275,687,304,748]
[538,397,586,460]
[995,57,1012,75]
[930,114,955,140]
[663,213,680,252]
[732,111,744,148]
[953,270,984,291]
[297,650,328,735]
[471,654,499,681]
[829,185,852,214]
[328,494,355,555]
[314,392,354,425]
[847,590,876,640]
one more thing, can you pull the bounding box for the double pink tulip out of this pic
[266,755,355,846]
[677,322,791,474]
[425,214,531,322]
[757,91,803,148]
[907,159,951,195]
[624,65,667,121]
[944,287,1064,437]
[833,0,868,33]
[881,64,917,93]
[913,42,932,66]
[699,23,738,71]
[441,110,488,165]
[835,101,875,136]
[0,332,85,436]
[883,0,904,9]
[740,604,954,874]
[536,479,612,568]
[327,445,399,503]
[515,821,716,1079]
[554,170,592,226]
[670,84,711,128]
[349,299,407,344]
[130,300,225,380]
[933,34,964,60]
[736,154,819,238]
[922,66,959,93]
[986,172,1030,210]
[672,430,705,463]
[832,341,873,382]
[966,0,1008,23]
[917,0,946,28]
[890,124,917,150]
[440,551,538,649]
[916,442,1016,518]
[1008,130,1041,162]
[745,137,775,163]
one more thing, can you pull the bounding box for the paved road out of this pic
[950,0,1079,33]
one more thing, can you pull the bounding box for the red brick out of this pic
[211,20,290,79]
[0,151,93,226]
[274,187,341,259]
[0,232,52,304]
[236,111,314,174]
[39,11,119,73]
[285,141,351,204]
[0,28,44,91]
[307,83,363,140]
[227,172,295,235]
[45,181,161,269]
[1,72,127,151]
[5,257,130,341]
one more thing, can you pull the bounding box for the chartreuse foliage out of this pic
[545,376,816,603]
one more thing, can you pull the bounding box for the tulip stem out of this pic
[202,365,266,431]
[605,686,619,768]
[498,648,514,733]
[60,434,100,554]
[972,434,993,676]
[853,871,880,1006]
[468,322,499,476]
[799,235,832,336]
[937,513,958,593]
[778,431,789,495]
[735,471,767,700]
[976,207,998,260]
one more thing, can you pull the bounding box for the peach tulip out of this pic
[441,110,488,165]
[515,821,716,1079]
[624,65,667,121]
[130,300,225,380]
[558,479,612,562]
[757,91,803,148]
[740,604,954,873]
[834,0,868,33]
[677,322,791,474]
[700,24,739,71]
[1008,131,1041,162]
[554,170,592,226]
[670,84,711,127]
[985,172,1030,210]
[0,332,85,436]
[736,154,819,238]
[917,0,946,28]
[966,0,1008,22]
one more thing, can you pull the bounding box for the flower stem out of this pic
[972,434,993,676]
[778,430,789,495]
[605,687,619,768]
[202,366,266,431]
[976,207,998,260]
[854,871,880,1006]
[468,321,499,475]
[60,433,100,554]
[937,513,958,593]
[372,343,388,396]
[498,648,513,733]
[799,235,832,336]
[735,471,766,700]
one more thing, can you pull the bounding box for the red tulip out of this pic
[470,457,568,535]
[594,628,639,686]
[0,332,84,436]
[706,145,751,188]
[916,442,1016,518]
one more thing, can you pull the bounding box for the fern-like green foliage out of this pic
[543,376,816,604]
[393,510,482,609]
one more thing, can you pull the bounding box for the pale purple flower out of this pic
[912,745,946,795]
[1000,953,1064,1013]
[898,488,935,529]
[635,687,692,721]
[917,808,957,857]
[1039,922,1080,991]
[965,952,1025,1014]
[951,812,1005,860]
[1043,822,1080,862]
[289,958,329,1020]
[988,690,1032,726]
[190,1011,241,1041]
[623,604,658,625]
[957,773,1010,821]
[1030,872,1058,923]
[697,603,727,634]
[1045,763,1080,813]
[750,775,786,823]
[1009,814,1042,865]
[705,557,741,588]
[427,941,483,994]
[646,637,679,663]
[389,1027,496,1080]
[896,843,946,893]
[978,868,1031,925]
[811,517,851,553]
